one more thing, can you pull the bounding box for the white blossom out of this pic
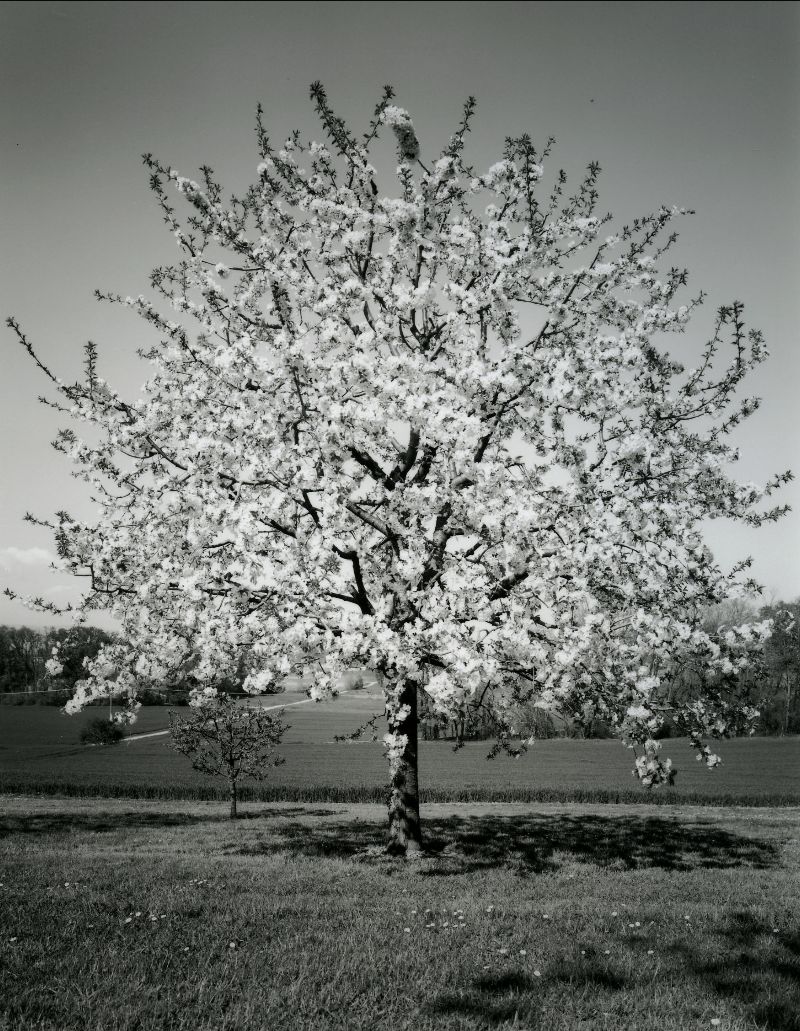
[10,87,787,800]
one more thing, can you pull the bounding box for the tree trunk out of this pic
[785,675,792,737]
[386,679,423,856]
[229,778,238,820]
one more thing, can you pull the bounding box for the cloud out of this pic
[0,546,55,569]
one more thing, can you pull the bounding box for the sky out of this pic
[0,1,798,627]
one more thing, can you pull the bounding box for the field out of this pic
[1,795,798,1031]
[1,693,799,805]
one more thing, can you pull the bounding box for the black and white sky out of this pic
[1,1,798,626]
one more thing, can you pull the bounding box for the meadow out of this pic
[2,697,798,1029]
[1,795,798,1030]
[1,694,799,805]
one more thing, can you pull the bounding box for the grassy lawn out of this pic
[2,703,799,805]
[1,796,798,1030]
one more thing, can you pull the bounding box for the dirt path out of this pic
[124,697,316,742]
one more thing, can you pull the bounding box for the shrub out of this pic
[80,717,125,746]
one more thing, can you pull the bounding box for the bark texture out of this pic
[386,679,423,855]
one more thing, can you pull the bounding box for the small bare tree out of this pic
[169,695,287,818]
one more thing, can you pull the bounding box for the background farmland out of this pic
[2,691,798,805]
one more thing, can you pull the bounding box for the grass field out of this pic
[1,795,798,1030]
[1,695,799,806]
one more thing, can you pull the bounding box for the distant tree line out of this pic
[0,625,253,705]
[420,598,800,741]
[0,625,113,698]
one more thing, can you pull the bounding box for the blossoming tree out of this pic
[9,84,790,854]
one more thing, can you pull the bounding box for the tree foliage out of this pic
[9,84,791,850]
[757,601,800,734]
[169,695,286,818]
[699,598,800,736]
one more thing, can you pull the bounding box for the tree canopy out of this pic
[9,84,790,851]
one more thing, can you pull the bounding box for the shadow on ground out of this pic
[427,970,548,1026]
[676,911,800,1031]
[234,811,781,873]
[0,807,782,873]
[427,963,629,1028]
[0,807,338,837]
[2,806,795,1029]
[425,916,800,1030]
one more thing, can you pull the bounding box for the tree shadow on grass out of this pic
[426,813,781,874]
[0,807,339,837]
[235,812,781,873]
[676,911,800,1031]
[428,963,628,1027]
[651,911,799,1031]
[2,807,783,876]
[427,970,542,1026]
[428,922,800,1030]
[427,913,799,1029]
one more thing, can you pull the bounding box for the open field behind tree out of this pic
[1,697,798,805]
[1,795,798,1031]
